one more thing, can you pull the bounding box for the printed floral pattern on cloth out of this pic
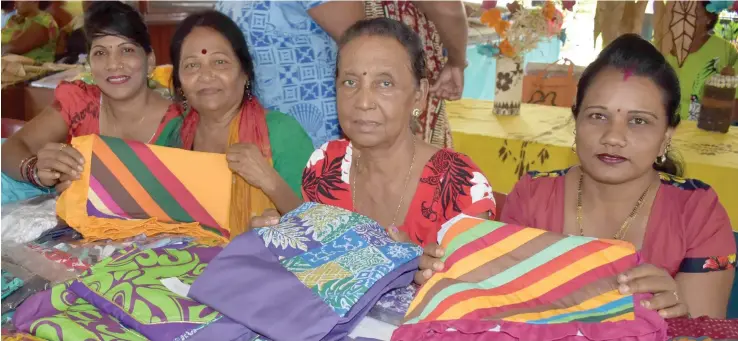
[302,140,496,247]
[258,202,423,316]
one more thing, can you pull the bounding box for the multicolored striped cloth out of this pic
[392,215,668,341]
[57,135,232,243]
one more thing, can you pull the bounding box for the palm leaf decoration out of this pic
[670,1,697,67]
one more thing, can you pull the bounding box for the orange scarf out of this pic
[226,106,276,237]
[180,97,276,239]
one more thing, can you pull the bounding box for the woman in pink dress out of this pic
[501,34,735,319]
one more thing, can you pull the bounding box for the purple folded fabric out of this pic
[189,203,422,341]
[64,244,223,341]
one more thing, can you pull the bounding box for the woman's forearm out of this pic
[263,175,303,214]
[413,1,468,67]
[1,136,35,181]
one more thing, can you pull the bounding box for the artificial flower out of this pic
[481,8,510,36]
[476,43,500,57]
[481,8,502,27]
[499,39,516,58]
[481,0,497,10]
[546,9,564,37]
[542,1,557,20]
[705,0,732,14]
[507,1,522,15]
[562,0,576,11]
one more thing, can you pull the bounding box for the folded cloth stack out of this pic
[12,242,222,340]
[1,263,51,330]
[391,215,668,341]
[12,203,422,341]
[188,202,423,341]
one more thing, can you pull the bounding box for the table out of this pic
[446,99,738,230]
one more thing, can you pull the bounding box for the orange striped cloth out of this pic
[57,135,233,243]
[392,215,667,341]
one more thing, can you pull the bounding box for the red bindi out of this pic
[623,67,634,81]
[201,49,207,54]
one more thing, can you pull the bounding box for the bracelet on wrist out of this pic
[18,156,34,182]
[27,159,53,189]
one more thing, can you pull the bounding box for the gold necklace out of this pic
[576,172,651,240]
[352,137,416,229]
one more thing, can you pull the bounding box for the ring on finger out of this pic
[673,291,679,302]
[58,143,67,151]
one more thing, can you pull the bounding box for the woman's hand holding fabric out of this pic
[250,208,281,229]
[35,142,84,188]
[618,263,689,318]
[386,226,445,285]
[226,143,279,192]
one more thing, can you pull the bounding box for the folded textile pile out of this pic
[1,263,50,329]
[12,242,222,340]
[1,194,58,244]
[392,215,668,341]
[188,202,423,341]
[13,203,423,341]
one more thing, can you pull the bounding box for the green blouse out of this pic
[1,12,59,63]
[265,110,315,199]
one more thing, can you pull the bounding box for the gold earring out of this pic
[412,108,420,117]
[656,141,671,165]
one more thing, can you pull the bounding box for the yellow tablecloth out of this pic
[447,99,738,229]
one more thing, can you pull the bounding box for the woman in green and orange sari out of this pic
[1,1,58,63]
[168,11,314,237]
[1,2,184,195]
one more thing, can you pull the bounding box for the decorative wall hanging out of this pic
[670,1,698,68]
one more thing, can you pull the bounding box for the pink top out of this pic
[500,169,736,276]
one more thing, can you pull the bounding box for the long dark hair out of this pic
[83,1,152,54]
[573,33,683,176]
[169,10,256,103]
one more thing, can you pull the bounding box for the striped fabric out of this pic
[392,215,667,341]
[57,135,232,243]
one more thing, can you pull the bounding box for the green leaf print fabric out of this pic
[12,243,224,341]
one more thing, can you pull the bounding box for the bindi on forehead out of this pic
[201,49,207,55]
[623,67,635,81]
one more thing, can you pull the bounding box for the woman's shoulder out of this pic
[265,110,306,132]
[305,139,350,167]
[31,11,57,29]
[657,173,714,200]
[55,80,100,100]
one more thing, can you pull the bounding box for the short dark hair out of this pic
[700,1,719,31]
[84,1,152,54]
[169,10,256,102]
[573,33,683,176]
[1,1,14,12]
[337,18,426,85]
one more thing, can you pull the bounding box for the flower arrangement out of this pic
[477,1,569,61]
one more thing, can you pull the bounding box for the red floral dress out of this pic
[301,140,496,247]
